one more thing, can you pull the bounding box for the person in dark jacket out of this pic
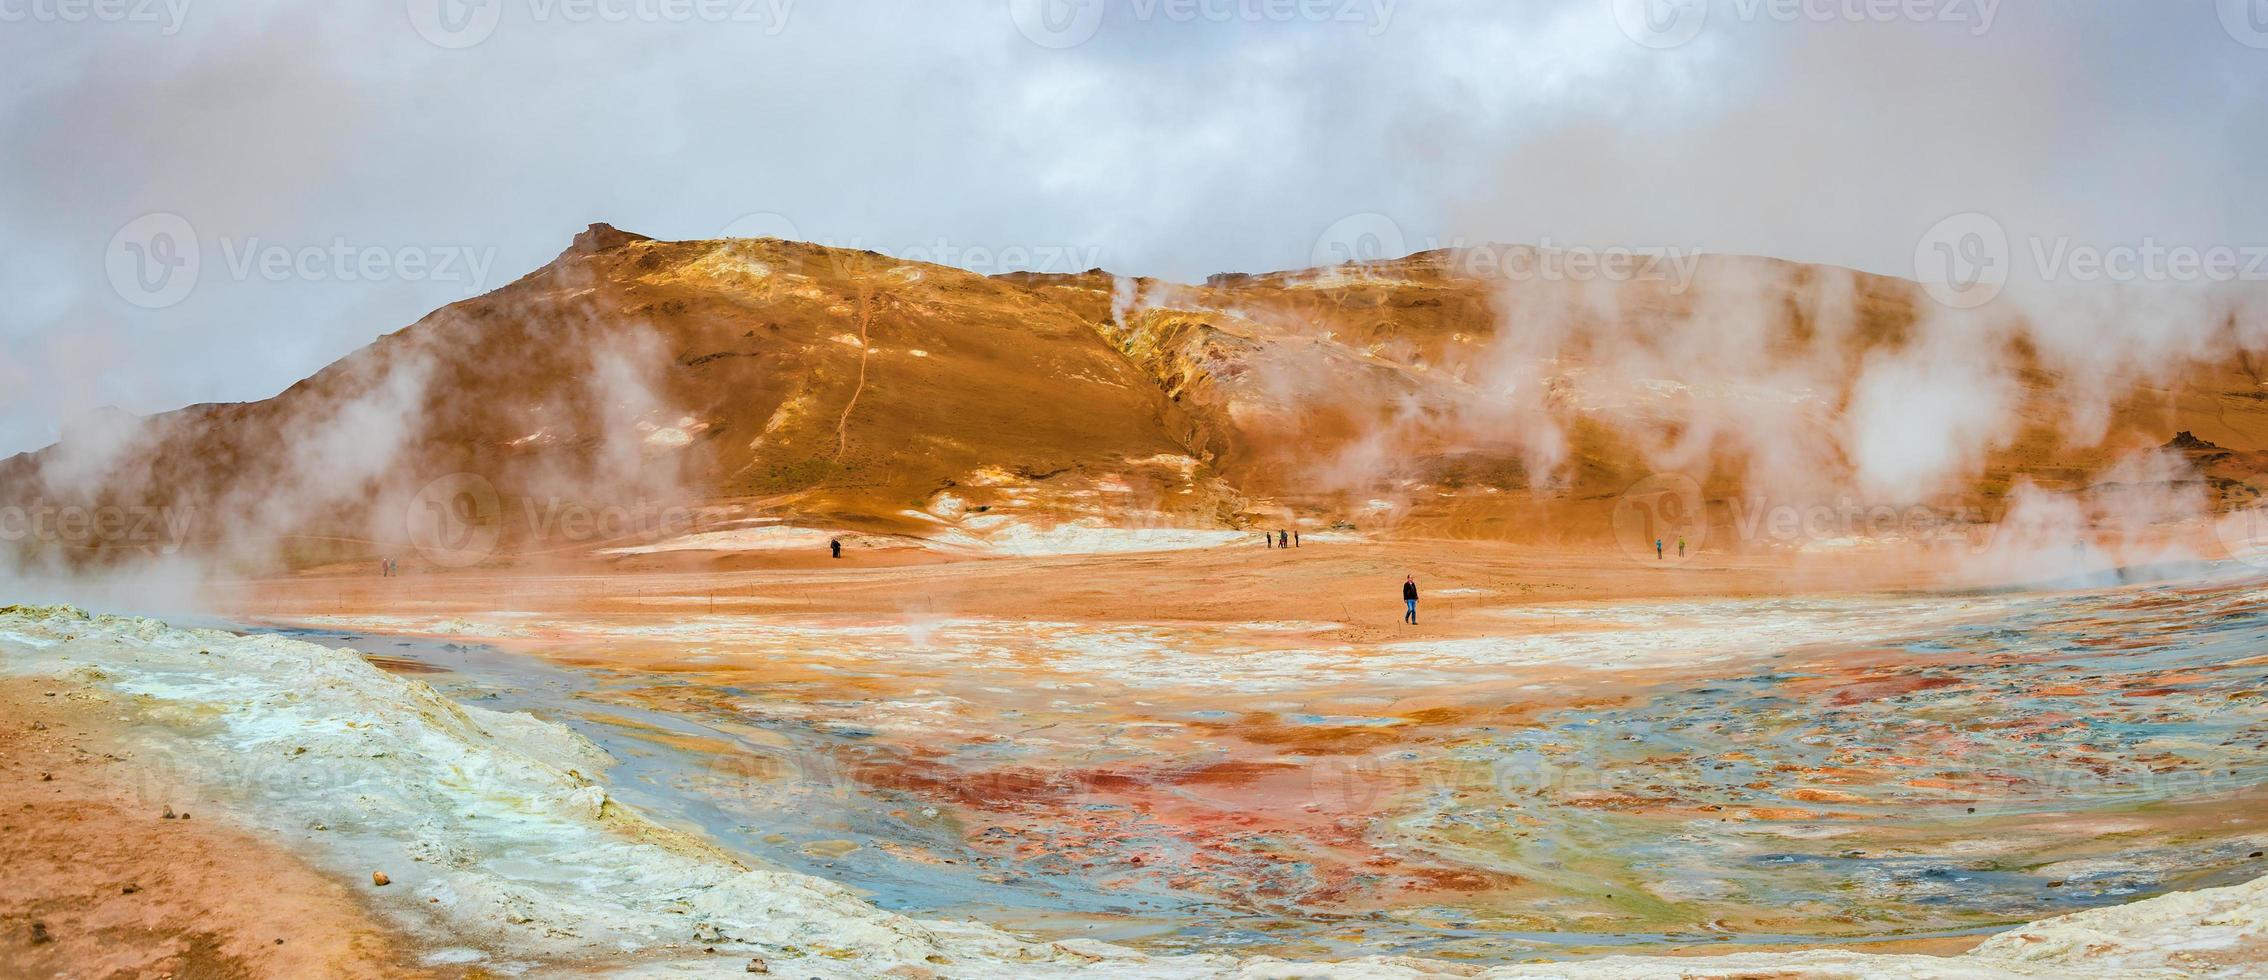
[1278,530,1289,549]
[830,538,842,559]
[1402,575,1418,624]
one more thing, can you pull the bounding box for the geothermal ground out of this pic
[4,229,2266,976]
[7,540,2266,977]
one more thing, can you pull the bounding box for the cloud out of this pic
[0,1,2261,458]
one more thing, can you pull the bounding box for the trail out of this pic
[834,282,877,461]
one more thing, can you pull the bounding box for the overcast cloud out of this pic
[1,0,2262,456]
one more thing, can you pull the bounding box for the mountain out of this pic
[4,224,2264,570]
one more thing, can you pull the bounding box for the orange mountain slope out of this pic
[4,224,2263,570]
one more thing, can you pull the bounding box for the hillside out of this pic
[3,224,2264,571]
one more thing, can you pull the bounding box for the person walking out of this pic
[1293,531,1300,548]
[830,538,842,560]
[1677,536,1686,558]
[1655,538,1664,560]
[1278,529,1289,549]
[1402,575,1419,625]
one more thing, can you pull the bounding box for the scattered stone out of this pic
[30,921,51,945]
[28,722,44,731]
[372,871,390,886]
[2048,880,2066,888]
[39,773,52,781]
[162,806,175,819]
[122,883,140,895]
[744,958,769,974]
[274,938,284,945]
[180,812,190,820]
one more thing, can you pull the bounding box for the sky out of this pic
[0,0,2263,457]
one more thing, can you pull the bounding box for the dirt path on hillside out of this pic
[834,282,880,461]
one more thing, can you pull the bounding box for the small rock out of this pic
[122,884,140,895]
[29,722,44,731]
[179,812,190,820]
[162,806,176,819]
[744,958,769,974]
[274,938,284,945]
[30,921,51,945]
[40,773,52,782]
[372,871,390,887]
[2251,851,2263,858]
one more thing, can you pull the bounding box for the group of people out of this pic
[378,557,399,577]
[814,523,1437,628]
